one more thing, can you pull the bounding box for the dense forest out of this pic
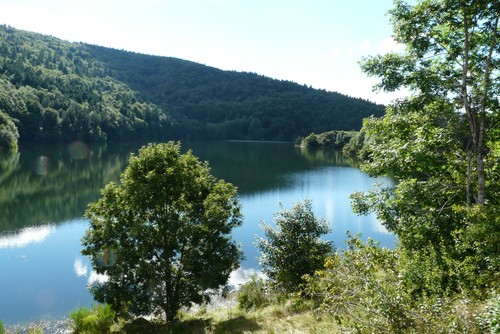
[0,25,384,151]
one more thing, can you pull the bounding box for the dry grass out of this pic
[170,302,339,334]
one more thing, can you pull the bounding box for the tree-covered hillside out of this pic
[0,25,169,146]
[85,45,385,140]
[0,25,384,149]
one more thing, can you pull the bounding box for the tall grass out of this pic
[69,304,115,334]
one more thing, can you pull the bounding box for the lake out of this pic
[0,140,394,325]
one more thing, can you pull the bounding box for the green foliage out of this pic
[478,292,500,333]
[70,307,92,333]
[91,44,385,140]
[82,142,242,322]
[297,130,359,150]
[237,275,268,311]
[304,234,412,333]
[0,26,170,144]
[0,110,18,153]
[356,0,500,294]
[256,199,334,293]
[0,320,4,334]
[304,234,485,333]
[70,304,115,334]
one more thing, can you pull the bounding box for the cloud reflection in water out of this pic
[73,257,109,285]
[0,224,56,249]
[74,257,89,277]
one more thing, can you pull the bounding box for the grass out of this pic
[171,304,340,334]
[109,294,339,334]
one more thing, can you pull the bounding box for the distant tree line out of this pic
[295,130,359,150]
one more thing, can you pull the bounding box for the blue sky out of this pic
[0,0,405,104]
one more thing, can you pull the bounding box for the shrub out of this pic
[70,307,92,333]
[304,234,486,333]
[304,234,413,333]
[238,275,268,311]
[256,199,334,293]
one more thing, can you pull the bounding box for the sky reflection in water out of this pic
[0,142,395,325]
[0,220,95,325]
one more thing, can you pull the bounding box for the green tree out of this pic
[82,142,243,322]
[361,0,499,205]
[355,0,500,292]
[256,200,334,293]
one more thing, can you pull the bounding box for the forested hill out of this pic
[85,45,385,140]
[0,25,384,149]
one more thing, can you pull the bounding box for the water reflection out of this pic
[297,146,360,167]
[0,142,140,232]
[73,257,88,277]
[0,224,55,249]
[0,141,395,325]
[73,257,108,285]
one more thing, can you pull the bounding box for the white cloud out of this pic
[88,271,109,285]
[0,225,55,249]
[228,267,265,287]
[376,37,405,54]
[358,39,374,53]
[74,258,89,277]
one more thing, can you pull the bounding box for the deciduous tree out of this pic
[355,0,499,292]
[82,142,243,322]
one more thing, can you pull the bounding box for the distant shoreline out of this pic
[5,318,71,334]
[226,140,293,144]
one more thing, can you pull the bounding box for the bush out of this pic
[304,234,413,333]
[256,199,334,293]
[70,304,115,334]
[238,275,268,311]
[304,234,486,333]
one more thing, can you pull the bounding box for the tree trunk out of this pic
[476,118,485,204]
[461,5,487,206]
[475,15,498,205]
[466,148,472,206]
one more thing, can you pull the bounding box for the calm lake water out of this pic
[0,141,394,325]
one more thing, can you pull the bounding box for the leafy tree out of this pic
[361,0,499,206]
[355,0,500,292]
[256,200,334,293]
[82,142,243,322]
